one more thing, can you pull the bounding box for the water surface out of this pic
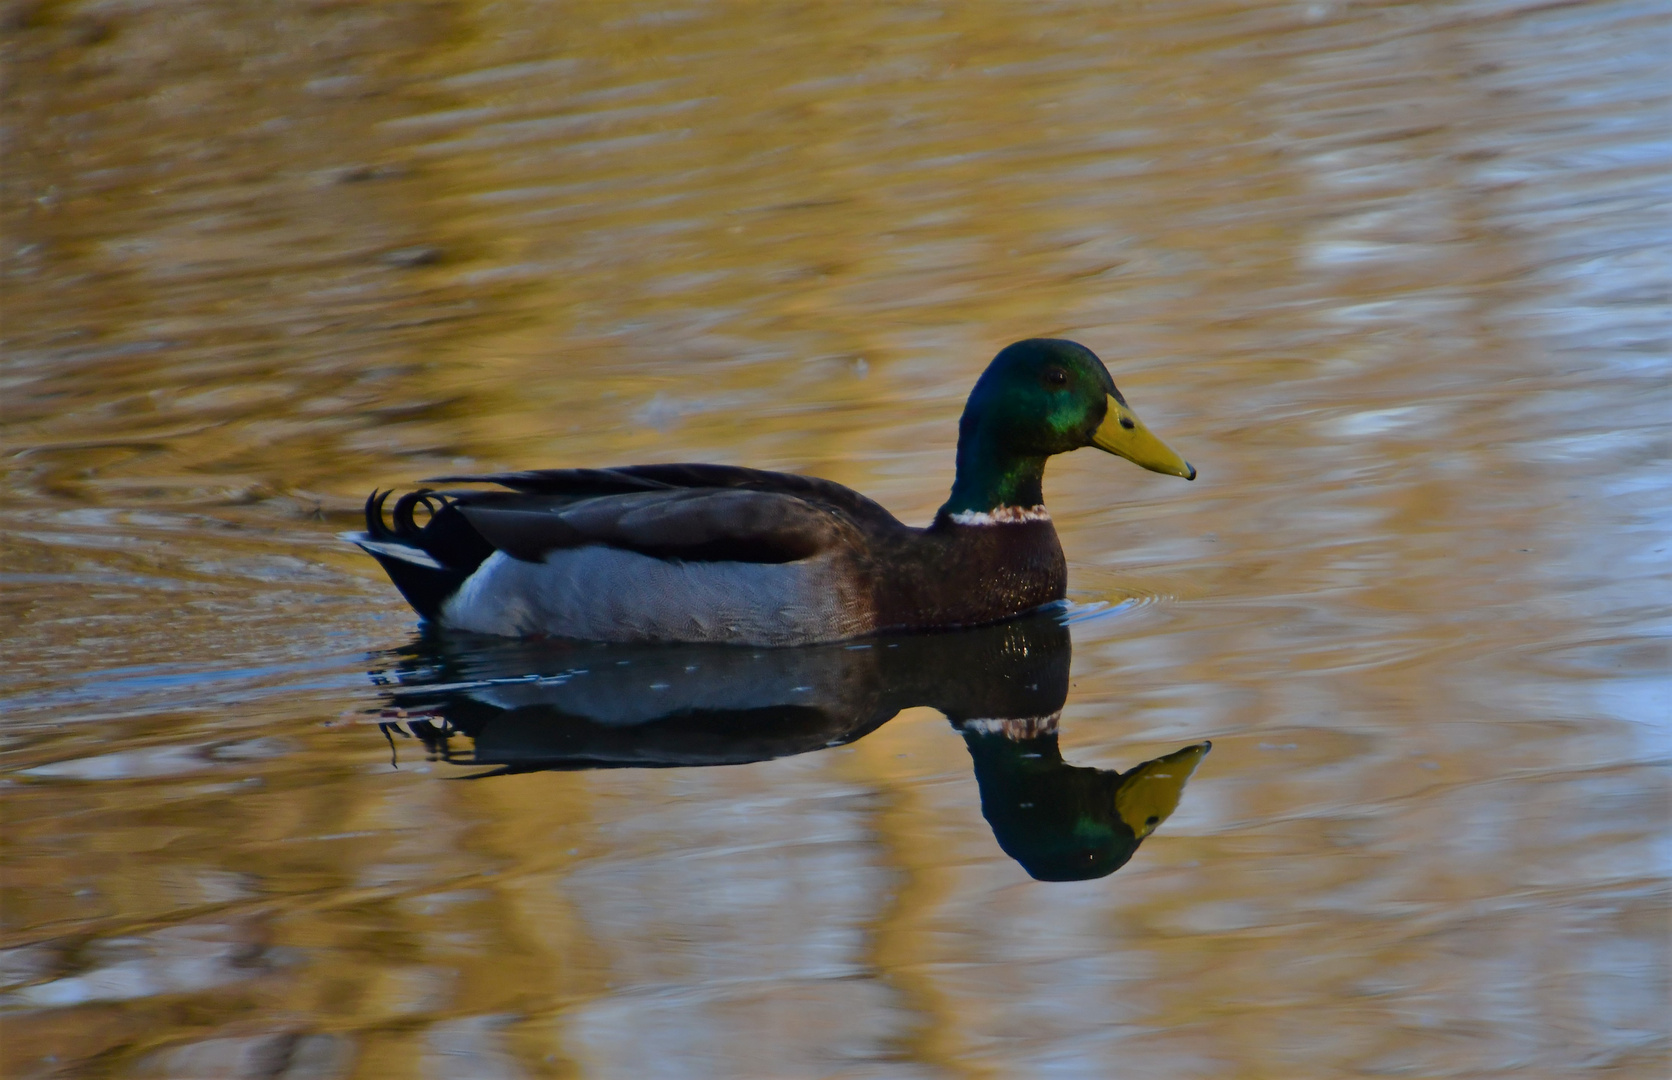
[3,1,1668,1077]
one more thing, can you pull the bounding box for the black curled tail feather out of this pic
[358,488,498,622]
[365,489,395,539]
[392,489,452,538]
[365,488,453,540]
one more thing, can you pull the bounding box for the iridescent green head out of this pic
[940,339,1195,518]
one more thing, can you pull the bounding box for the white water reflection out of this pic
[3,924,276,1011]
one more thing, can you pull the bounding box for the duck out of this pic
[348,338,1196,645]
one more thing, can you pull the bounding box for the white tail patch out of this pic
[344,533,444,570]
[948,505,1051,526]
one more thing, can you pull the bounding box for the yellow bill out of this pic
[1113,741,1211,838]
[1091,394,1196,479]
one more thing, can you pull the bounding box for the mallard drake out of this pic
[349,338,1195,644]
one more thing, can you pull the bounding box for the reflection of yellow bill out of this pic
[1092,394,1196,479]
[1115,741,1212,838]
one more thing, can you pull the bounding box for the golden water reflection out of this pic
[3,0,1668,1077]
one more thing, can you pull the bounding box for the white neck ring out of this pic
[947,505,1051,526]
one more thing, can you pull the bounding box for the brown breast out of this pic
[866,517,1066,632]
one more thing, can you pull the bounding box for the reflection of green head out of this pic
[961,730,1210,882]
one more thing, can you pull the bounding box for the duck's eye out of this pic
[1043,367,1068,388]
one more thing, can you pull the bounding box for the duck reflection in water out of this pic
[370,612,1208,882]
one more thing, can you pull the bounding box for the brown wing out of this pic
[456,487,845,565]
[428,463,903,530]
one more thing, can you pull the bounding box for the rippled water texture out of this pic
[4,2,1669,1076]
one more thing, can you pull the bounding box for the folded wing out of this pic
[429,464,901,530]
[457,487,843,565]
